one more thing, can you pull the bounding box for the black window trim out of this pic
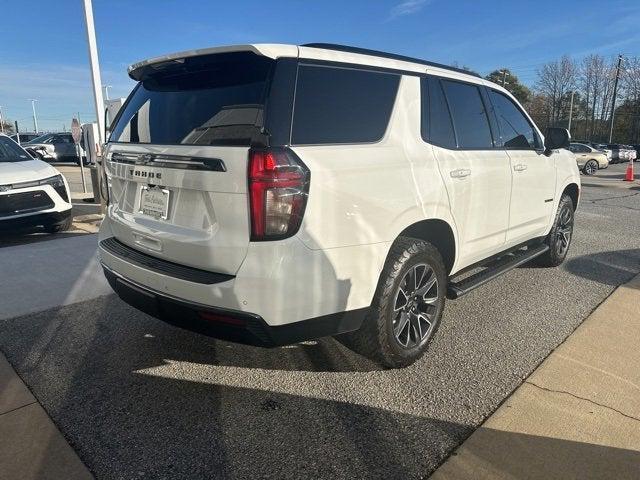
[486,88,542,151]
[289,61,402,147]
[422,75,498,151]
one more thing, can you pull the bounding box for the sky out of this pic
[1,0,639,132]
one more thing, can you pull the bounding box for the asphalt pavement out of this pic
[0,164,638,479]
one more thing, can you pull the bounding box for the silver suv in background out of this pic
[24,133,86,165]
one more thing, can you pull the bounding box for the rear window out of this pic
[291,65,400,145]
[109,52,274,146]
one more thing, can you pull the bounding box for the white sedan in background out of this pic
[0,134,72,233]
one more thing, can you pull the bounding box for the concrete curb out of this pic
[0,353,93,479]
[430,273,640,479]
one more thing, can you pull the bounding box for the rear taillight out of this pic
[248,148,310,240]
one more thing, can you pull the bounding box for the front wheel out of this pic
[534,194,575,267]
[583,160,598,175]
[341,237,446,368]
[43,214,73,234]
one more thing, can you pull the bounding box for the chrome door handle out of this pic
[513,164,528,172]
[450,168,471,178]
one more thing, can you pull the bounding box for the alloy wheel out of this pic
[555,205,573,257]
[392,263,439,349]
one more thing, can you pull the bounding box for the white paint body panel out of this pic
[100,44,581,328]
[0,151,71,221]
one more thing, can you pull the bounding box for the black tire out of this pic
[533,194,574,267]
[341,237,447,368]
[43,214,73,234]
[583,160,598,175]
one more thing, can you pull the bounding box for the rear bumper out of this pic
[102,264,366,347]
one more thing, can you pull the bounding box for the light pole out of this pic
[499,69,510,87]
[82,0,107,212]
[567,91,575,134]
[29,99,39,133]
[82,0,105,146]
[608,54,623,143]
[0,106,4,134]
[102,85,112,101]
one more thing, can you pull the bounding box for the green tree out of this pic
[486,68,532,104]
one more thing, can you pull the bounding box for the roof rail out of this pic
[302,43,481,78]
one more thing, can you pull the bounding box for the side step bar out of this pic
[447,244,549,299]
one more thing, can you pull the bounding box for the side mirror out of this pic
[544,128,570,155]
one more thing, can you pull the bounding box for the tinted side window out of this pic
[489,90,539,149]
[441,80,493,149]
[426,77,456,148]
[291,65,400,145]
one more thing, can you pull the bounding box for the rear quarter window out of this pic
[291,65,400,145]
[109,52,274,146]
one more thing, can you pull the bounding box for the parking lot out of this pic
[0,163,638,479]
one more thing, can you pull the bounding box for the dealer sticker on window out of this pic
[139,186,170,220]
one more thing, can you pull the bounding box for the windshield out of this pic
[0,136,33,162]
[26,133,53,144]
[109,52,274,146]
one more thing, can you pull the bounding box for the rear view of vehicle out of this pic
[99,47,324,346]
[99,43,578,369]
[99,45,403,353]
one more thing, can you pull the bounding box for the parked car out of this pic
[24,132,86,165]
[622,145,637,161]
[592,143,613,161]
[603,143,635,163]
[633,145,640,161]
[9,132,41,144]
[98,43,580,368]
[568,142,608,174]
[0,134,72,233]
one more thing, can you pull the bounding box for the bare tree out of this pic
[580,54,607,139]
[597,58,619,139]
[535,55,578,126]
[621,56,640,142]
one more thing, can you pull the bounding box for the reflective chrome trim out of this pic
[110,152,226,172]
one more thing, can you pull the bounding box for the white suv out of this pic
[0,134,72,233]
[98,43,580,368]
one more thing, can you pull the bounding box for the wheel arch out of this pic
[562,182,580,210]
[396,219,456,275]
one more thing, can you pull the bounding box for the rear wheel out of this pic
[583,160,598,175]
[341,237,446,368]
[534,194,574,267]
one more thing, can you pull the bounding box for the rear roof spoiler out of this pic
[128,44,298,81]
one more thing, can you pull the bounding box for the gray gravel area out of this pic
[0,164,639,479]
